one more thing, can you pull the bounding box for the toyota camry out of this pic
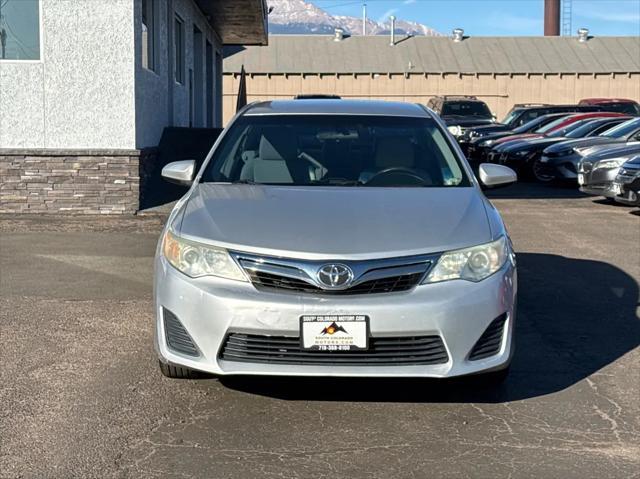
[154,99,518,383]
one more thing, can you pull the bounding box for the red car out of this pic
[579,98,640,116]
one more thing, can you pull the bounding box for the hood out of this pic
[502,136,565,153]
[470,124,510,134]
[466,125,511,139]
[442,116,495,127]
[470,131,515,145]
[577,140,631,158]
[544,137,623,154]
[176,184,493,259]
[494,133,541,146]
[493,135,542,152]
[585,142,640,162]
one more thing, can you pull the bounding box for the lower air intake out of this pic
[163,308,199,357]
[219,334,448,366]
[468,314,507,361]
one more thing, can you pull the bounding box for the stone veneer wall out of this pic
[0,149,155,214]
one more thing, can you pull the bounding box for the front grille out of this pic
[220,333,449,366]
[163,308,200,357]
[468,314,507,361]
[233,252,434,296]
[247,270,424,295]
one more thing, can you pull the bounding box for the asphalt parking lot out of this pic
[1,184,639,479]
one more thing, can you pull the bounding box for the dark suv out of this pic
[426,96,495,138]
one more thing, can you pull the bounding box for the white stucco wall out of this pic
[134,0,224,149]
[0,0,137,150]
[0,0,225,151]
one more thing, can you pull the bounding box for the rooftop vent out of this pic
[577,27,590,42]
[452,28,464,42]
[334,28,344,42]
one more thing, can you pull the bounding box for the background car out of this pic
[497,103,604,129]
[426,95,495,139]
[461,103,604,145]
[488,115,630,180]
[539,117,640,182]
[578,145,640,201]
[480,113,626,164]
[613,156,640,206]
[465,113,571,163]
[579,98,640,116]
[529,117,633,182]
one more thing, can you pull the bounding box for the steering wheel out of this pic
[365,167,428,186]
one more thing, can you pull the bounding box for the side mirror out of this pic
[478,163,517,188]
[161,160,196,186]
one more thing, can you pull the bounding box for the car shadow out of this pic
[592,198,631,207]
[484,182,587,200]
[220,253,639,403]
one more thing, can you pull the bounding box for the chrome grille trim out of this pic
[231,252,437,295]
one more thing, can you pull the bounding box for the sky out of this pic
[314,0,640,36]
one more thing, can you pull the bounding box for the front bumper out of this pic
[577,165,620,198]
[613,170,640,205]
[536,155,579,180]
[154,255,517,378]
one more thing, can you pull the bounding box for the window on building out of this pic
[0,0,40,60]
[174,14,184,84]
[141,0,155,70]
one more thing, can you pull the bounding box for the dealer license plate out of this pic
[577,174,584,185]
[300,315,368,351]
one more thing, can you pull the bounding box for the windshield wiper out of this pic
[228,179,258,185]
[309,178,363,186]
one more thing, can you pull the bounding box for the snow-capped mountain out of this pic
[268,0,440,36]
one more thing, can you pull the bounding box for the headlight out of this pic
[594,158,627,170]
[162,230,247,281]
[448,125,462,137]
[423,237,510,284]
[479,139,494,147]
[515,150,530,157]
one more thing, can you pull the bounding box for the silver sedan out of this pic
[154,99,518,382]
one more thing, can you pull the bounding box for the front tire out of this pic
[531,159,554,183]
[158,360,207,379]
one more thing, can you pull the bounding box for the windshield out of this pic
[547,119,596,138]
[202,115,470,188]
[513,114,565,134]
[501,109,521,125]
[441,101,492,118]
[601,118,640,138]
[565,120,620,139]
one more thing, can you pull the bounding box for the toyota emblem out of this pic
[316,264,354,289]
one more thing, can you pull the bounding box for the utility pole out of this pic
[0,0,6,59]
[362,2,366,36]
